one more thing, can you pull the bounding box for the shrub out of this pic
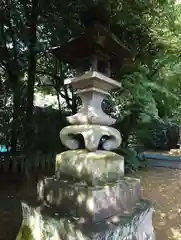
[135,118,179,150]
[115,146,147,172]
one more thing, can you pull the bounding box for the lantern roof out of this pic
[52,24,130,67]
[51,2,131,70]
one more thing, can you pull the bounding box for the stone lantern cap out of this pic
[64,71,121,94]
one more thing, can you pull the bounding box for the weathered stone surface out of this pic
[37,177,141,223]
[87,200,155,240]
[65,71,121,93]
[67,88,116,126]
[55,150,124,183]
[18,199,154,240]
[60,125,121,151]
[64,71,121,126]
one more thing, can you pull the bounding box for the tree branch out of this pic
[5,0,18,61]
[36,70,64,87]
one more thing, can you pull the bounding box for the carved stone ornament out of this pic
[60,125,122,151]
[67,88,116,126]
[65,71,121,126]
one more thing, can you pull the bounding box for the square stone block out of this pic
[55,150,124,184]
[37,177,141,223]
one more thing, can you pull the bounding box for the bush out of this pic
[31,106,68,153]
[135,118,179,150]
[115,146,147,172]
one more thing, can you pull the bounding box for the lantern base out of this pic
[19,198,154,240]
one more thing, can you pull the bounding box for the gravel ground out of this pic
[130,167,181,240]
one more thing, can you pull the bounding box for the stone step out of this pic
[56,150,124,185]
[19,199,155,240]
[37,177,141,223]
[79,200,155,240]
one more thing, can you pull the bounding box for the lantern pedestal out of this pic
[37,178,154,239]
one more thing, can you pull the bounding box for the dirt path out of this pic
[131,167,181,240]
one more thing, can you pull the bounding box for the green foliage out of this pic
[116,147,147,172]
[0,90,12,145]
[33,106,68,153]
[135,118,179,150]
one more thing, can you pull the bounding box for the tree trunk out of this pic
[10,77,21,152]
[70,88,77,115]
[56,89,62,113]
[26,0,39,150]
[179,124,181,149]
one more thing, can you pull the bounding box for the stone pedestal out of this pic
[56,150,124,183]
[37,177,141,223]
[19,198,154,240]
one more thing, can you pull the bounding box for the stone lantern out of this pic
[37,4,155,239]
[52,22,129,127]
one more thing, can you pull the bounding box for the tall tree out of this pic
[25,0,39,149]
